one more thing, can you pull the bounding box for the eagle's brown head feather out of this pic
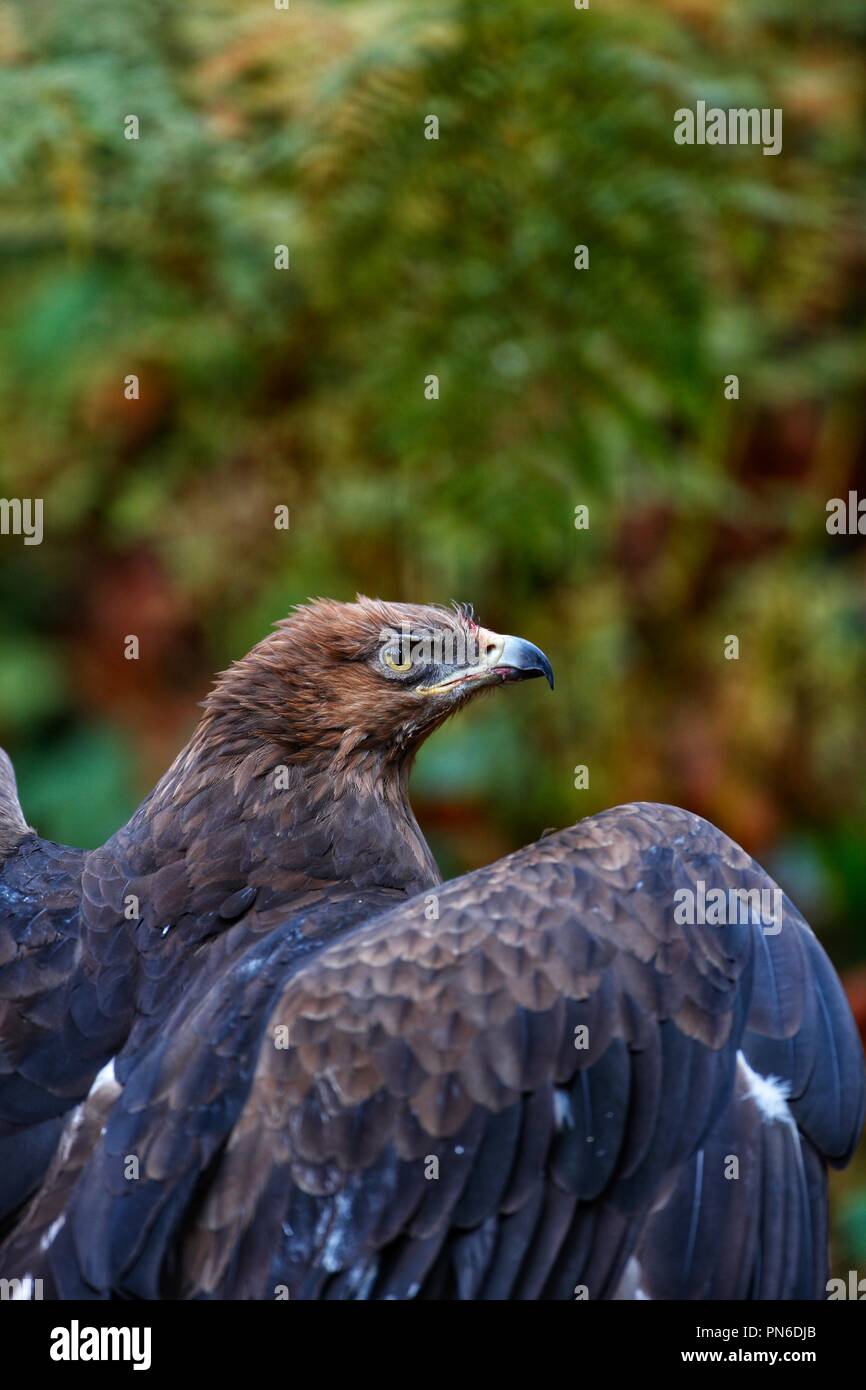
[200,595,553,775]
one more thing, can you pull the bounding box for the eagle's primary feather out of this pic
[0,598,862,1299]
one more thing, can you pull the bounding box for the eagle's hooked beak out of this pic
[418,627,554,695]
[494,633,555,689]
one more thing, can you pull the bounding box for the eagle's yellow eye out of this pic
[384,647,413,673]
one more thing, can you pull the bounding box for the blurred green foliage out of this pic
[0,0,865,1269]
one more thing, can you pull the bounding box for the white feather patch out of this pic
[737,1051,793,1125]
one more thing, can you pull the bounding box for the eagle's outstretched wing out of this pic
[0,751,90,1221]
[3,803,863,1300]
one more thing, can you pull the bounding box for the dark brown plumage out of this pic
[0,597,862,1300]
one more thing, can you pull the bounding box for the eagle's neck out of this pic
[117,717,441,913]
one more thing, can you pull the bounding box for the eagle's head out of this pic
[204,596,553,772]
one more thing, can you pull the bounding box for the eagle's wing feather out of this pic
[0,832,90,1214]
[5,802,862,1300]
[630,1058,829,1299]
[743,919,865,1161]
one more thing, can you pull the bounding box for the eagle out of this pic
[0,596,862,1301]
